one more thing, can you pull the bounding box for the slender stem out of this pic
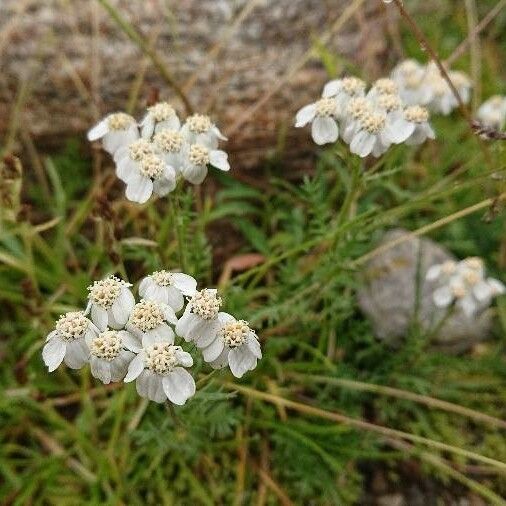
[169,190,187,272]
[223,383,506,471]
[97,0,193,114]
[426,305,455,344]
[166,401,183,427]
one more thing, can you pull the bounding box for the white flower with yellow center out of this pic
[86,328,141,384]
[87,112,139,156]
[181,143,230,185]
[322,76,366,113]
[86,276,135,331]
[200,313,262,378]
[139,270,197,312]
[126,299,178,346]
[153,130,186,173]
[386,105,435,145]
[477,95,506,130]
[367,78,398,99]
[42,311,98,372]
[391,59,431,106]
[115,138,154,179]
[176,289,223,347]
[180,113,227,149]
[295,97,340,145]
[124,341,195,404]
[140,102,181,139]
[427,257,505,317]
[341,97,373,144]
[122,152,176,204]
[349,110,391,157]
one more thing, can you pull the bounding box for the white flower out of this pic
[200,313,261,378]
[427,257,505,317]
[86,329,141,384]
[86,276,135,331]
[87,112,139,156]
[391,59,431,106]
[140,102,181,139]
[153,130,186,174]
[42,311,98,372]
[349,110,391,157]
[341,97,373,144]
[477,95,506,130]
[424,65,471,115]
[367,78,398,99]
[122,153,177,203]
[295,97,340,145]
[180,113,227,149]
[139,271,197,312]
[322,76,366,114]
[115,138,154,177]
[386,105,435,145]
[176,289,223,347]
[181,143,230,185]
[124,340,195,405]
[126,299,178,344]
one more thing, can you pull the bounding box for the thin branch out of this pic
[96,0,193,114]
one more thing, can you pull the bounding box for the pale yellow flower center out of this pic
[107,113,134,131]
[88,277,124,309]
[372,78,398,95]
[187,114,212,133]
[90,331,122,361]
[360,112,386,134]
[139,154,165,179]
[190,289,221,320]
[56,311,88,341]
[145,343,178,375]
[148,102,176,122]
[129,300,165,331]
[128,139,154,161]
[404,105,429,123]
[220,320,250,348]
[154,130,183,153]
[315,98,337,117]
[377,94,402,113]
[151,270,174,287]
[341,77,366,95]
[441,261,457,275]
[189,144,210,166]
[347,97,371,120]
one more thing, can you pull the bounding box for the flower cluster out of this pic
[426,257,505,317]
[42,272,261,404]
[295,75,435,157]
[87,104,230,204]
[391,60,471,114]
[476,95,506,131]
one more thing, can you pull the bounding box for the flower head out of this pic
[141,101,180,138]
[87,112,139,156]
[295,97,340,145]
[42,311,98,372]
[477,95,506,130]
[181,143,230,185]
[180,114,227,149]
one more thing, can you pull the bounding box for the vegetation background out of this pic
[1,0,505,504]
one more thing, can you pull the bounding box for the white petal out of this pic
[119,330,142,352]
[135,369,151,398]
[211,125,227,141]
[45,330,58,342]
[209,150,230,171]
[201,336,225,362]
[110,288,135,327]
[217,312,236,325]
[350,131,375,157]
[91,304,108,332]
[140,115,155,139]
[64,339,90,369]
[175,349,193,367]
[171,273,197,296]
[311,116,339,145]
[193,318,222,348]
[142,324,175,347]
[425,264,442,282]
[138,277,152,298]
[87,118,109,141]
[162,368,196,405]
[165,286,185,312]
[294,103,317,127]
[488,278,506,296]
[125,173,153,204]
[473,280,494,302]
[90,357,112,384]
[459,296,477,318]
[124,353,145,382]
[246,334,262,359]
[433,286,453,308]
[116,158,137,183]
[322,80,342,98]
[110,350,134,382]
[228,346,257,378]
[153,173,176,197]
[209,347,229,369]
[182,163,207,185]
[146,373,166,403]
[42,338,66,372]
[175,307,198,341]
[144,283,167,304]
[386,118,415,144]
[162,304,178,325]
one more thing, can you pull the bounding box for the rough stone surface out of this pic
[357,229,493,353]
[0,0,389,169]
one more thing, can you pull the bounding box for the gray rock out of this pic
[358,229,493,353]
